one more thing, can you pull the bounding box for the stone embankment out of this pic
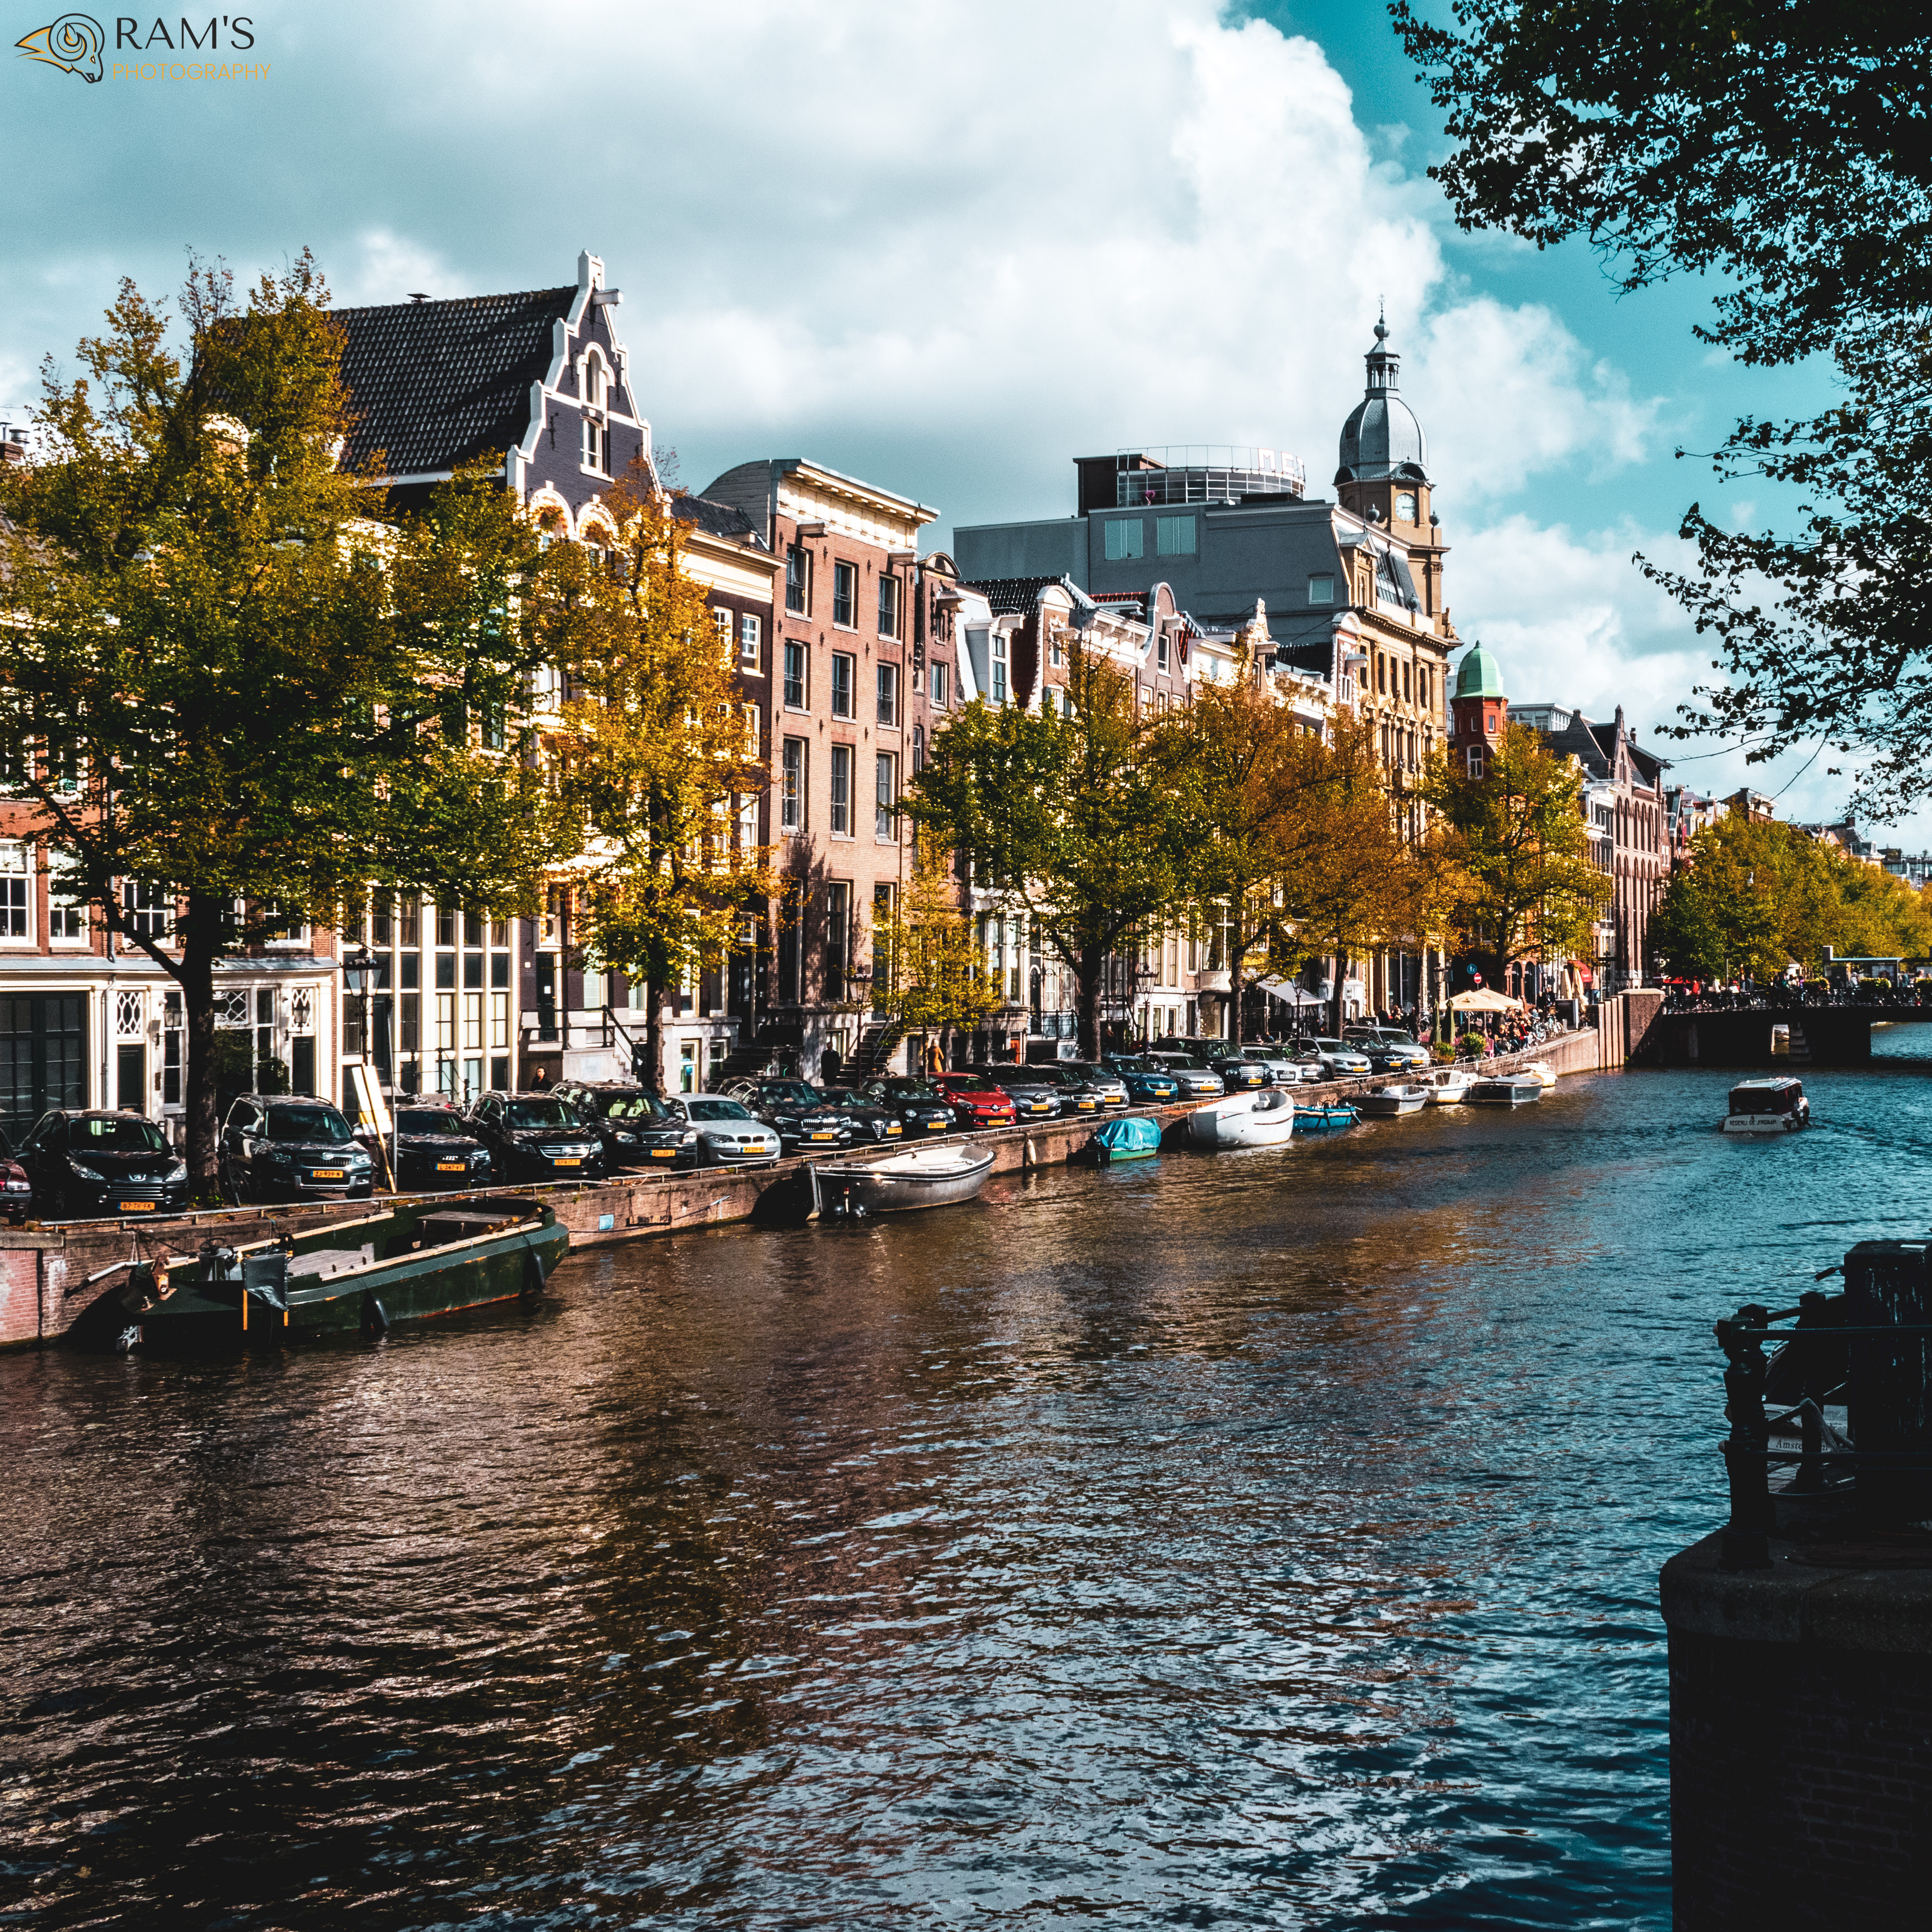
[0,1025,1610,1349]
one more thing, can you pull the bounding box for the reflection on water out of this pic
[5,1063,1930,1929]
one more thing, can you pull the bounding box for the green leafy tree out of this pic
[869,830,1001,1068]
[1648,870,1727,981]
[553,479,772,1092]
[0,257,577,1192]
[1417,723,1604,987]
[907,639,1186,1059]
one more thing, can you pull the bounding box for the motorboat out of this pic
[1721,1076,1811,1135]
[1293,1101,1361,1133]
[1359,1084,1430,1117]
[1092,1115,1161,1163]
[811,1142,995,1217]
[1425,1067,1473,1105]
[1520,1060,1559,1088]
[79,1195,569,1354]
[1467,1075,1543,1107]
[1186,1090,1296,1149]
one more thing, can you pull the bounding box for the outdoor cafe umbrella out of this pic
[1448,987,1525,1014]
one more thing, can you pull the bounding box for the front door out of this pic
[116,1042,145,1114]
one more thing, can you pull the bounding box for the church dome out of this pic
[1454,643,1505,699]
[1335,318,1429,486]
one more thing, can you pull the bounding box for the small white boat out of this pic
[1468,1074,1543,1107]
[1186,1089,1296,1148]
[1520,1060,1559,1088]
[1425,1067,1473,1105]
[1721,1076,1810,1135]
[811,1144,995,1216]
[1359,1084,1430,1117]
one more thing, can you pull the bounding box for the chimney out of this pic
[0,425,26,465]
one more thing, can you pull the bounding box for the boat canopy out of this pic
[1728,1078,1803,1114]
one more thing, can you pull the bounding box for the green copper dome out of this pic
[1455,644,1505,699]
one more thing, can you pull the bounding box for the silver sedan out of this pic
[665,1095,783,1165]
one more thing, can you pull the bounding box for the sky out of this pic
[0,0,1898,838]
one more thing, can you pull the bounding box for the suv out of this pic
[462,1091,605,1183]
[24,1109,190,1218]
[742,1078,854,1153]
[1345,1027,1431,1072]
[1305,1037,1373,1077]
[554,1080,703,1170]
[218,1097,373,1204]
[388,1102,494,1192]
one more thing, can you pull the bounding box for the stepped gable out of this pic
[331,287,575,475]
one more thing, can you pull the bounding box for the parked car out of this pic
[818,1086,907,1145]
[1345,1027,1431,1072]
[1200,1046,1272,1090]
[554,1081,703,1171]
[981,1066,1065,1120]
[462,1091,606,1183]
[1102,1055,1182,1104]
[20,1110,189,1219]
[743,1078,855,1153]
[662,1094,782,1165]
[931,1073,1020,1130]
[389,1103,494,1192]
[0,1130,30,1224]
[1141,1053,1227,1098]
[859,1077,957,1136]
[1056,1062,1130,1106]
[1305,1037,1373,1077]
[1248,1046,1308,1086]
[216,1097,372,1206]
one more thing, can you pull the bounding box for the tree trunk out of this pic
[1329,940,1349,1038]
[1228,951,1246,1047]
[641,974,666,1093]
[1075,954,1104,1061]
[179,888,222,1198]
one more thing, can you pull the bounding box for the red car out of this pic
[932,1074,1018,1130]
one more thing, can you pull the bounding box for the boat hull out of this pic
[1093,1116,1162,1162]
[812,1147,995,1215]
[1467,1079,1542,1106]
[1187,1094,1295,1148]
[1360,1086,1429,1117]
[1293,1104,1360,1132]
[1721,1110,1810,1135]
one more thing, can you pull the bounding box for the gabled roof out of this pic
[963,573,1066,615]
[333,287,574,476]
[672,494,767,548]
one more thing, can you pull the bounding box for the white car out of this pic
[666,1094,782,1165]
[1250,1048,1308,1086]
[1306,1037,1373,1077]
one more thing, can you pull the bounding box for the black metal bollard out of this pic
[1716,1305,1775,1569]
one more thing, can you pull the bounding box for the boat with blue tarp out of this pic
[1093,1115,1162,1162]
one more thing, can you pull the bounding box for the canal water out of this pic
[6,1050,1932,1930]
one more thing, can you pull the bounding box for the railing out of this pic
[1664,985,1932,1013]
[1712,1288,1932,1569]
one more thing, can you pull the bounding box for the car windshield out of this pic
[950,1082,1005,1095]
[75,1115,171,1153]
[1313,1040,1353,1052]
[759,1081,823,1105]
[685,1099,753,1122]
[883,1082,941,1100]
[505,1099,576,1130]
[266,1107,353,1145]
[820,1088,865,1107]
[599,1094,670,1121]
[397,1109,465,1136]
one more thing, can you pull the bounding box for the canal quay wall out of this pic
[0,1019,1616,1351]
[1661,1505,1932,1925]
[1637,997,1932,1068]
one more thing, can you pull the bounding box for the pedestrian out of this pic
[821,1042,843,1087]
[530,1065,550,1090]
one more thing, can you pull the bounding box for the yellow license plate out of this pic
[926,1121,945,1129]
[886,1124,902,1135]
[436,1161,465,1172]
[553,1157,582,1166]
[810,1131,838,1141]
[1076,1100,1095,1110]
[312,1170,344,1180]
[650,1148,676,1158]
[119,1201,156,1212]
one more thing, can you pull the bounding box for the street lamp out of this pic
[340,945,395,1191]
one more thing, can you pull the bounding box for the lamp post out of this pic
[341,945,395,1193]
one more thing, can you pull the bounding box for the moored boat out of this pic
[1359,1083,1430,1117]
[1294,1101,1361,1132]
[1721,1075,1811,1135]
[1520,1060,1559,1088]
[1425,1067,1473,1105]
[812,1143,995,1217]
[1093,1115,1161,1163]
[82,1195,569,1354]
[1186,1090,1295,1149]
[1468,1074,1543,1107]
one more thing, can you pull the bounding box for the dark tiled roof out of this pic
[961,574,1069,615]
[332,288,573,475]
[671,494,766,548]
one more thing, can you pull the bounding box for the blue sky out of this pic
[1,1,1889,837]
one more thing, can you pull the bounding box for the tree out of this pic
[906,638,1187,1059]
[1280,713,1464,1037]
[0,258,576,1192]
[1417,723,1604,988]
[868,830,1002,1069]
[1648,871,1727,982]
[552,479,771,1092]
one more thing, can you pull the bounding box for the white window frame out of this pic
[47,851,86,946]
[739,612,762,668]
[0,841,29,944]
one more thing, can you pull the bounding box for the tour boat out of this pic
[1092,1115,1162,1163]
[82,1195,569,1354]
[1425,1067,1474,1105]
[1186,1090,1296,1149]
[1467,1074,1544,1107]
[1359,1084,1430,1117]
[1721,1076,1811,1135]
[811,1143,995,1217]
[1293,1101,1361,1133]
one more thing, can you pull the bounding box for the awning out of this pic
[1254,978,1326,1006]
[1448,988,1524,1013]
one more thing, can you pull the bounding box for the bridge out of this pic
[1635,999,1932,1068]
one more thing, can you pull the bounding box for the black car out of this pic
[744,1078,855,1153]
[818,1086,906,1145]
[1014,1064,1116,1114]
[860,1077,956,1136]
[462,1091,605,1183]
[218,1097,374,1205]
[389,1103,494,1193]
[21,1109,189,1219]
[975,1068,1060,1121]
[554,1081,702,1171]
